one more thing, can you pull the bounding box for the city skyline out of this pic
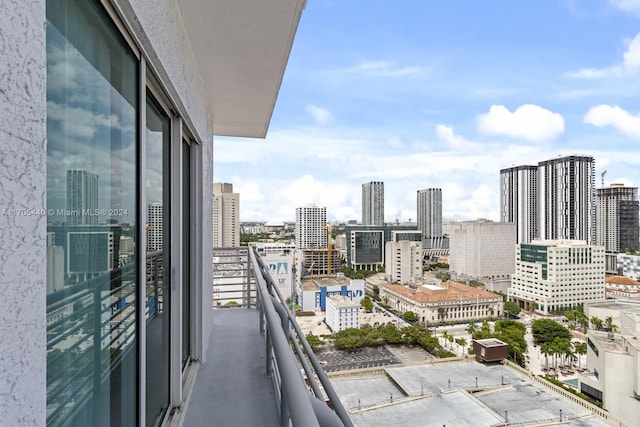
[213,1,640,223]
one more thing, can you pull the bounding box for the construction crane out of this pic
[601,170,607,188]
[322,224,332,275]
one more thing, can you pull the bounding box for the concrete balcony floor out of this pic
[182,308,279,426]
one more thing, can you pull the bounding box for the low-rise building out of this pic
[605,276,640,299]
[325,295,360,332]
[299,277,364,311]
[580,300,640,426]
[380,281,503,324]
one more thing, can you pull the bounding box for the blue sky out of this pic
[214,0,640,223]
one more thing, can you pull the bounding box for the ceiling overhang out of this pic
[178,0,306,138]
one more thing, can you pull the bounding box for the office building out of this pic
[596,184,639,273]
[1,1,307,425]
[508,240,606,314]
[295,204,327,250]
[344,224,420,271]
[298,277,364,311]
[213,182,240,247]
[500,165,538,244]
[618,253,640,278]
[449,220,516,280]
[362,181,384,226]
[385,240,422,284]
[66,170,99,225]
[325,295,360,332]
[417,188,442,240]
[538,155,595,243]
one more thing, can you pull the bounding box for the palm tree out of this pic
[540,342,552,370]
[447,333,454,350]
[456,337,468,357]
[466,322,477,336]
[590,316,603,331]
[573,342,587,370]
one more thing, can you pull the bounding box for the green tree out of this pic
[361,296,374,312]
[504,301,521,317]
[403,310,419,322]
[590,316,603,331]
[573,342,587,370]
[305,333,324,350]
[531,318,571,345]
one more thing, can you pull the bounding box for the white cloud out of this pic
[305,105,333,125]
[435,124,477,150]
[566,32,640,78]
[476,104,565,141]
[341,61,429,78]
[584,105,640,138]
[610,0,640,15]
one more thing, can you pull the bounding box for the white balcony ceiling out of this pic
[179,0,306,138]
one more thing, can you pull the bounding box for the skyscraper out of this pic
[213,182,240,247]
[596,183,639,253]
[500,165,538,244]
[538,155,595,243]
[416,188,442,240]
[147,202,163,251]
[362,181,384,226]
[295,204,326,249]
[66,169,98,225]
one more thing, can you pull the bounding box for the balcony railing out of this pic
[213,246,354,427]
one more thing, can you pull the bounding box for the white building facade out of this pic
[295,204,327,249]
[385,240,422,284]
[325,295,360,332]
[362,181,384,226]
[508,240,606,314]
[417,188,442,240]
[449,220,516,280]
[538,155,595,244]
[580,300,640,426]
[500,165,538,244]
[213,182,240,247]
[618,253,640,279]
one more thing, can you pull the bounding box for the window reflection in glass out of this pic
[46,0,138,425]
[145,94,171,427]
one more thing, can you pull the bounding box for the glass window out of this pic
[46,0,138,425]
[145,93,171,426]
[182,140,191,367]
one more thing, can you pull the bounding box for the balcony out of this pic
[183,247,353,426]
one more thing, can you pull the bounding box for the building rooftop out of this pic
[331,361,611,426]
[301,276,352,291]
[385,281,501,304]
[328,295,359,307]
[475,338,508,347]
[605,276,640,286]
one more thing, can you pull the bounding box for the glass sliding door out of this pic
[182,140,191,368]
[145,93,171,427]
[46,0,138,425]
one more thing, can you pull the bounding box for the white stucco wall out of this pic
[0,1,47,425]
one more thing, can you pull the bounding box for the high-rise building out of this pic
[66,170,99,225]
[362,181,384,226]
[500,165,538,244]
[147,202,163,251]
[213,182,240,247]
[384,240,422,284]
[596,183,639,253]
[449,219,516,280]
[538,155,595,243]
[508,239,605,314]
[295,204,326,250]
[417,188,442,240]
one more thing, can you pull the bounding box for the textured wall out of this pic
[0,0,47,425]
[117,0,213,144]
